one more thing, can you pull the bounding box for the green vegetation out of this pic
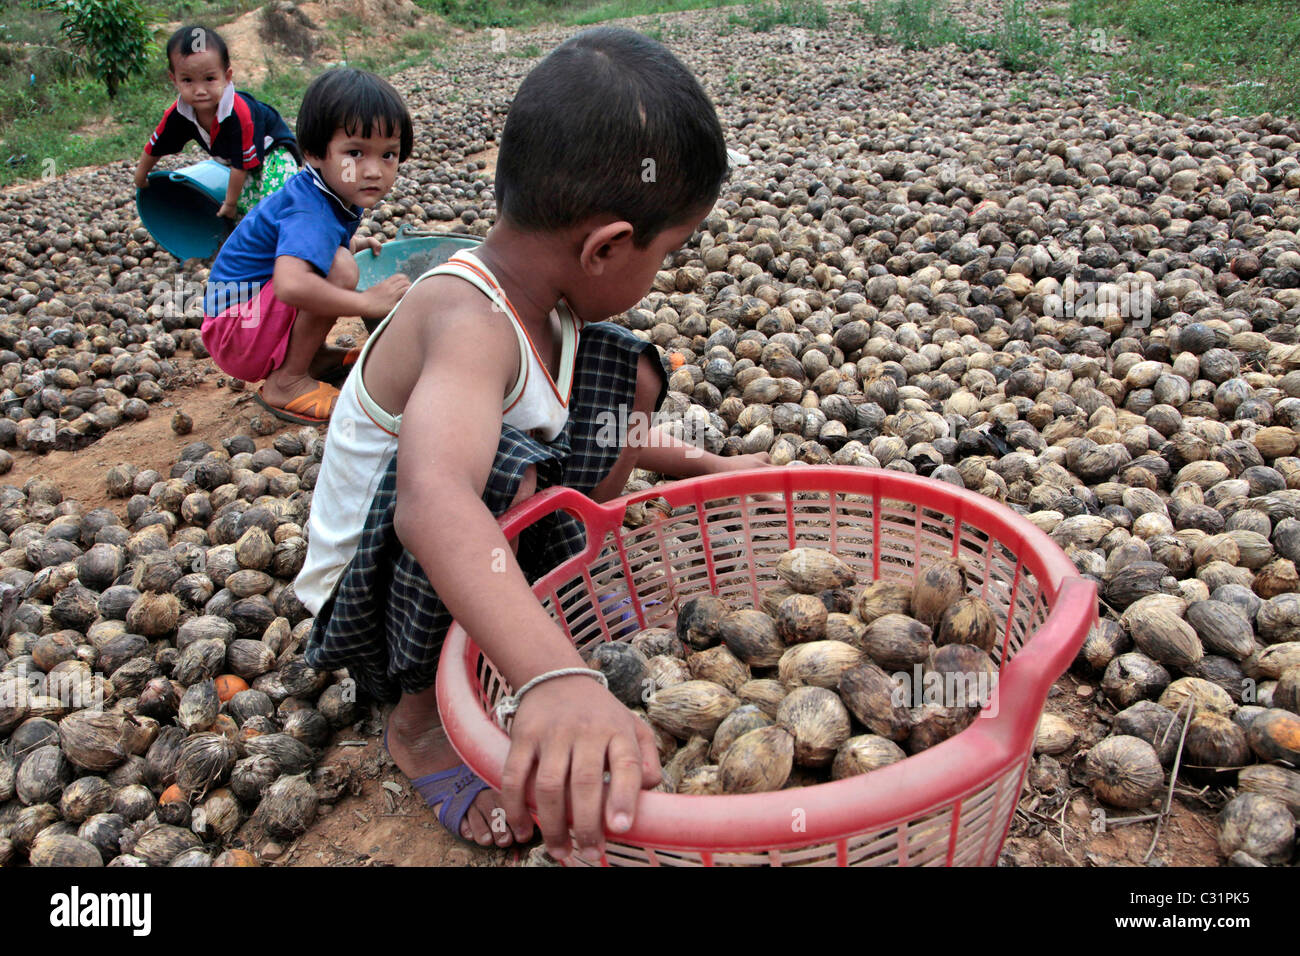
[727,0,828,31]
[844,0,1051,72]
[37,0,152,97]
[417,0,741,29]
[3,0,1297,187]
[1066,0,1300,116]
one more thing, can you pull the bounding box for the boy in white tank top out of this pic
[301,27,771,861]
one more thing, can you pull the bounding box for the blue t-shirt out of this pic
[206,164,360,315]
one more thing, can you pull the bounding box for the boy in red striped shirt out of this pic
[134,25,301,219]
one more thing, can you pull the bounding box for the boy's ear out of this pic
[579,220,635,277]
[224,66,234,83]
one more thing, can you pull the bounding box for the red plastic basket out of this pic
[437,466,1098,866]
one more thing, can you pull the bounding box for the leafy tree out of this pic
[37,0,153,98]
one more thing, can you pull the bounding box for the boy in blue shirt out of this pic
[201,68,411,423]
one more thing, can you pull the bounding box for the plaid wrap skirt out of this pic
[303,322,668,702]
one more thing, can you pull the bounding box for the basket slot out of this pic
[901,808,954,867]
[877,498,923,584]
[976,759,1031,865]
[829,492,875,576]
[917,505,958,569]
[956,522,994,595]
[845,825,904,866]
[950,784,1002,865]
[789,493,834,550]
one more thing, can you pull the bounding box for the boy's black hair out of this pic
[297,68,414,163]
[495,27,728,247]
[166,25,230,71]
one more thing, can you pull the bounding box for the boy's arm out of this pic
[392,287,660,861]
[272,254,408,319]
[217,168,247,219]
[134,151,159,190]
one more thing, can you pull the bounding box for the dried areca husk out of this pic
[719,609,783,666]
[1244,642,1300,681]
[125,592,180,638]
[1185,600,1256,661]
[173,638,227,686]
[911,560,968,628]
[1074,618,1130,674]
[823,612,867,647]
[1184,713,1250,771]
[629,628,682,660]
[907,703,977,753]
[1238,765,1300,821]
[838,661,911,742]
[1158,677,1235,718]
[178,679,220,732]
[855,580,913,625]
[737,678,788,717]
[230,754,280,804]
[1246,709,1300,764]
[175,732,236,796]
[195,787,242,841]
[1120,595,1202,673]
[1084,735,1164,809]
[659,735,709,792]
[935,596,999,653]
[243,733,314,774]
[719,726,794,793]
[677,766,723,795]
[1113,701,1180,765]
[708,705,773,762]
[776,593,827,644]
[589,643,649,707]
[1218,794,1296,866]
[777,640,864,688]
[132,824,201,866]
[29,833,103,867]
[777,686,850,767]
[675,595,728,650]
[775,548,855,593]
[646,680,739,740]
[861,613,932,670]
[831,735,906,780]
[644,655,691,694]
[686,645,750,693]
[59,710,127,772]
[78,813,127,861]
[759,585,798,617]
[1034,714,1077,756]
[17,745,72,805]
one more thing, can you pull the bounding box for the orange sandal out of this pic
[255,381,340,425]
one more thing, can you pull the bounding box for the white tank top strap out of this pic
[351,249,580,441]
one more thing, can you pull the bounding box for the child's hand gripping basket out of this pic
[438,466,1099,866]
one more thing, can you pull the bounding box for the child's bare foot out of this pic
[386,701,526,848]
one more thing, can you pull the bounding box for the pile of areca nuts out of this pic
[587,547,1001,795]
[0,429,355,867]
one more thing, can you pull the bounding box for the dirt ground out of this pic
[190,0,446,87]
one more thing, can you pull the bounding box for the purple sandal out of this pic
[383,728,493,843]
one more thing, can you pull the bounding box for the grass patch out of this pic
[728,0,828,31]
[1067,0,1300,116]
[418,0,744,29]
[845,0,1050,71]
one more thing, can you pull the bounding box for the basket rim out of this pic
[437,465,1096,855]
